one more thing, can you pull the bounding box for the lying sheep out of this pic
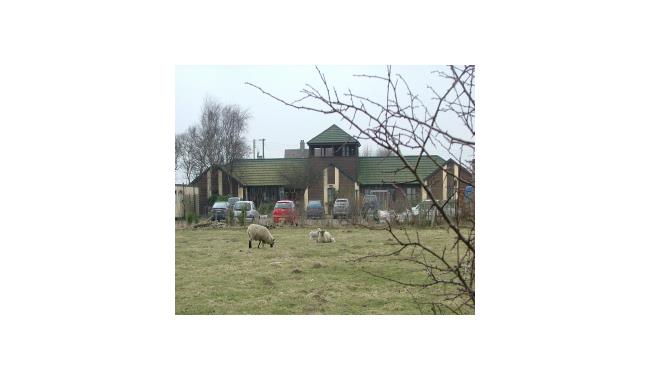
[308,230,319,240]
[247,223,275,249]
[316,228,335,243]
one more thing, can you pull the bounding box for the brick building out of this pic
[190,124,472,215]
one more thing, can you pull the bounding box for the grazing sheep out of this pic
[308,230,319,240]
[247,224,275,249]
[316,228,335,243]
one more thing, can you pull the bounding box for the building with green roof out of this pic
[191,124,471,215]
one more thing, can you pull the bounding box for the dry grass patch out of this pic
[176,226,467,314]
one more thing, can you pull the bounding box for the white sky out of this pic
[175,65,471,183]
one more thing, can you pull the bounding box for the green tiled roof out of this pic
[307,124,360,146]
[357,155,447,185]
[227,158,308,186]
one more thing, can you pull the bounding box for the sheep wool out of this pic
[317,229,335,243]
[247,224,275,249]
[308,230,319,240]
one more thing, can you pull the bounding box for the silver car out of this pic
[332,198,351,219]
[233,201,260,223]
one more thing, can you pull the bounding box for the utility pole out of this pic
[252,139,256,159]
[261,138,265,159]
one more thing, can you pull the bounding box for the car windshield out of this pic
[234,202,250,211]
[335,199,348,204]
[308,201,322,208]
[212,202,228,209]
[275,202,293,209]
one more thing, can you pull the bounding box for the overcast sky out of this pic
[175,65,469,183]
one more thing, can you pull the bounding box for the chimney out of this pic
[300,140,305,150]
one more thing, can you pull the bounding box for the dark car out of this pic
[332,198,351,219]
[306,200,324,219]
[272,200,298,225]
[211,201,229,221]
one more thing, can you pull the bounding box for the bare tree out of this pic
[175,134,182,171]
[221,104,251,195]
[360,145,373,157]
[375,146,395,157]
[197,97,223,171]
[247,65,475,314]
[175,98,250,190]
[176,126,200,184]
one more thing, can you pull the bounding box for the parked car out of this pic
[361,194,379,219]
[332,198,351,219]
[227,197,240,209]
[210,201,229,221]
[233,201,260,223]
[272,200,298,225]
[306,200,324,219]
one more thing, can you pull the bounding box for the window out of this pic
[341,145,357,157]
[327,187,336,202]
[406,187,418,206]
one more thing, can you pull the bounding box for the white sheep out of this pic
[247,224,275,249]
[308,230,319,240]
[316,228,335,243]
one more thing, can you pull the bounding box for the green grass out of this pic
[176,225,468,314]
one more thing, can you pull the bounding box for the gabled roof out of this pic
[227,158,308,186]
[357,155,447,185]
[307,124,360,146]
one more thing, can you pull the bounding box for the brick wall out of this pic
[192,166,243,216]
[305,157,358,203]
[427,169,444,201]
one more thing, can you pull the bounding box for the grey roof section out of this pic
[284,148,309,158]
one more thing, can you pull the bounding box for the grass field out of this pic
[176,225,467,314]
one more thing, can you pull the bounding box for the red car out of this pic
[272,200,298,225]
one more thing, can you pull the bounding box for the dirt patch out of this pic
[291,268,303,274]
[261,277,274,286]
[311,262,325,269]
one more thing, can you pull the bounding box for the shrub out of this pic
[185,213,198,225]
[238,208,246,226]
[226,207,235,226]
[257,202,274,216]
